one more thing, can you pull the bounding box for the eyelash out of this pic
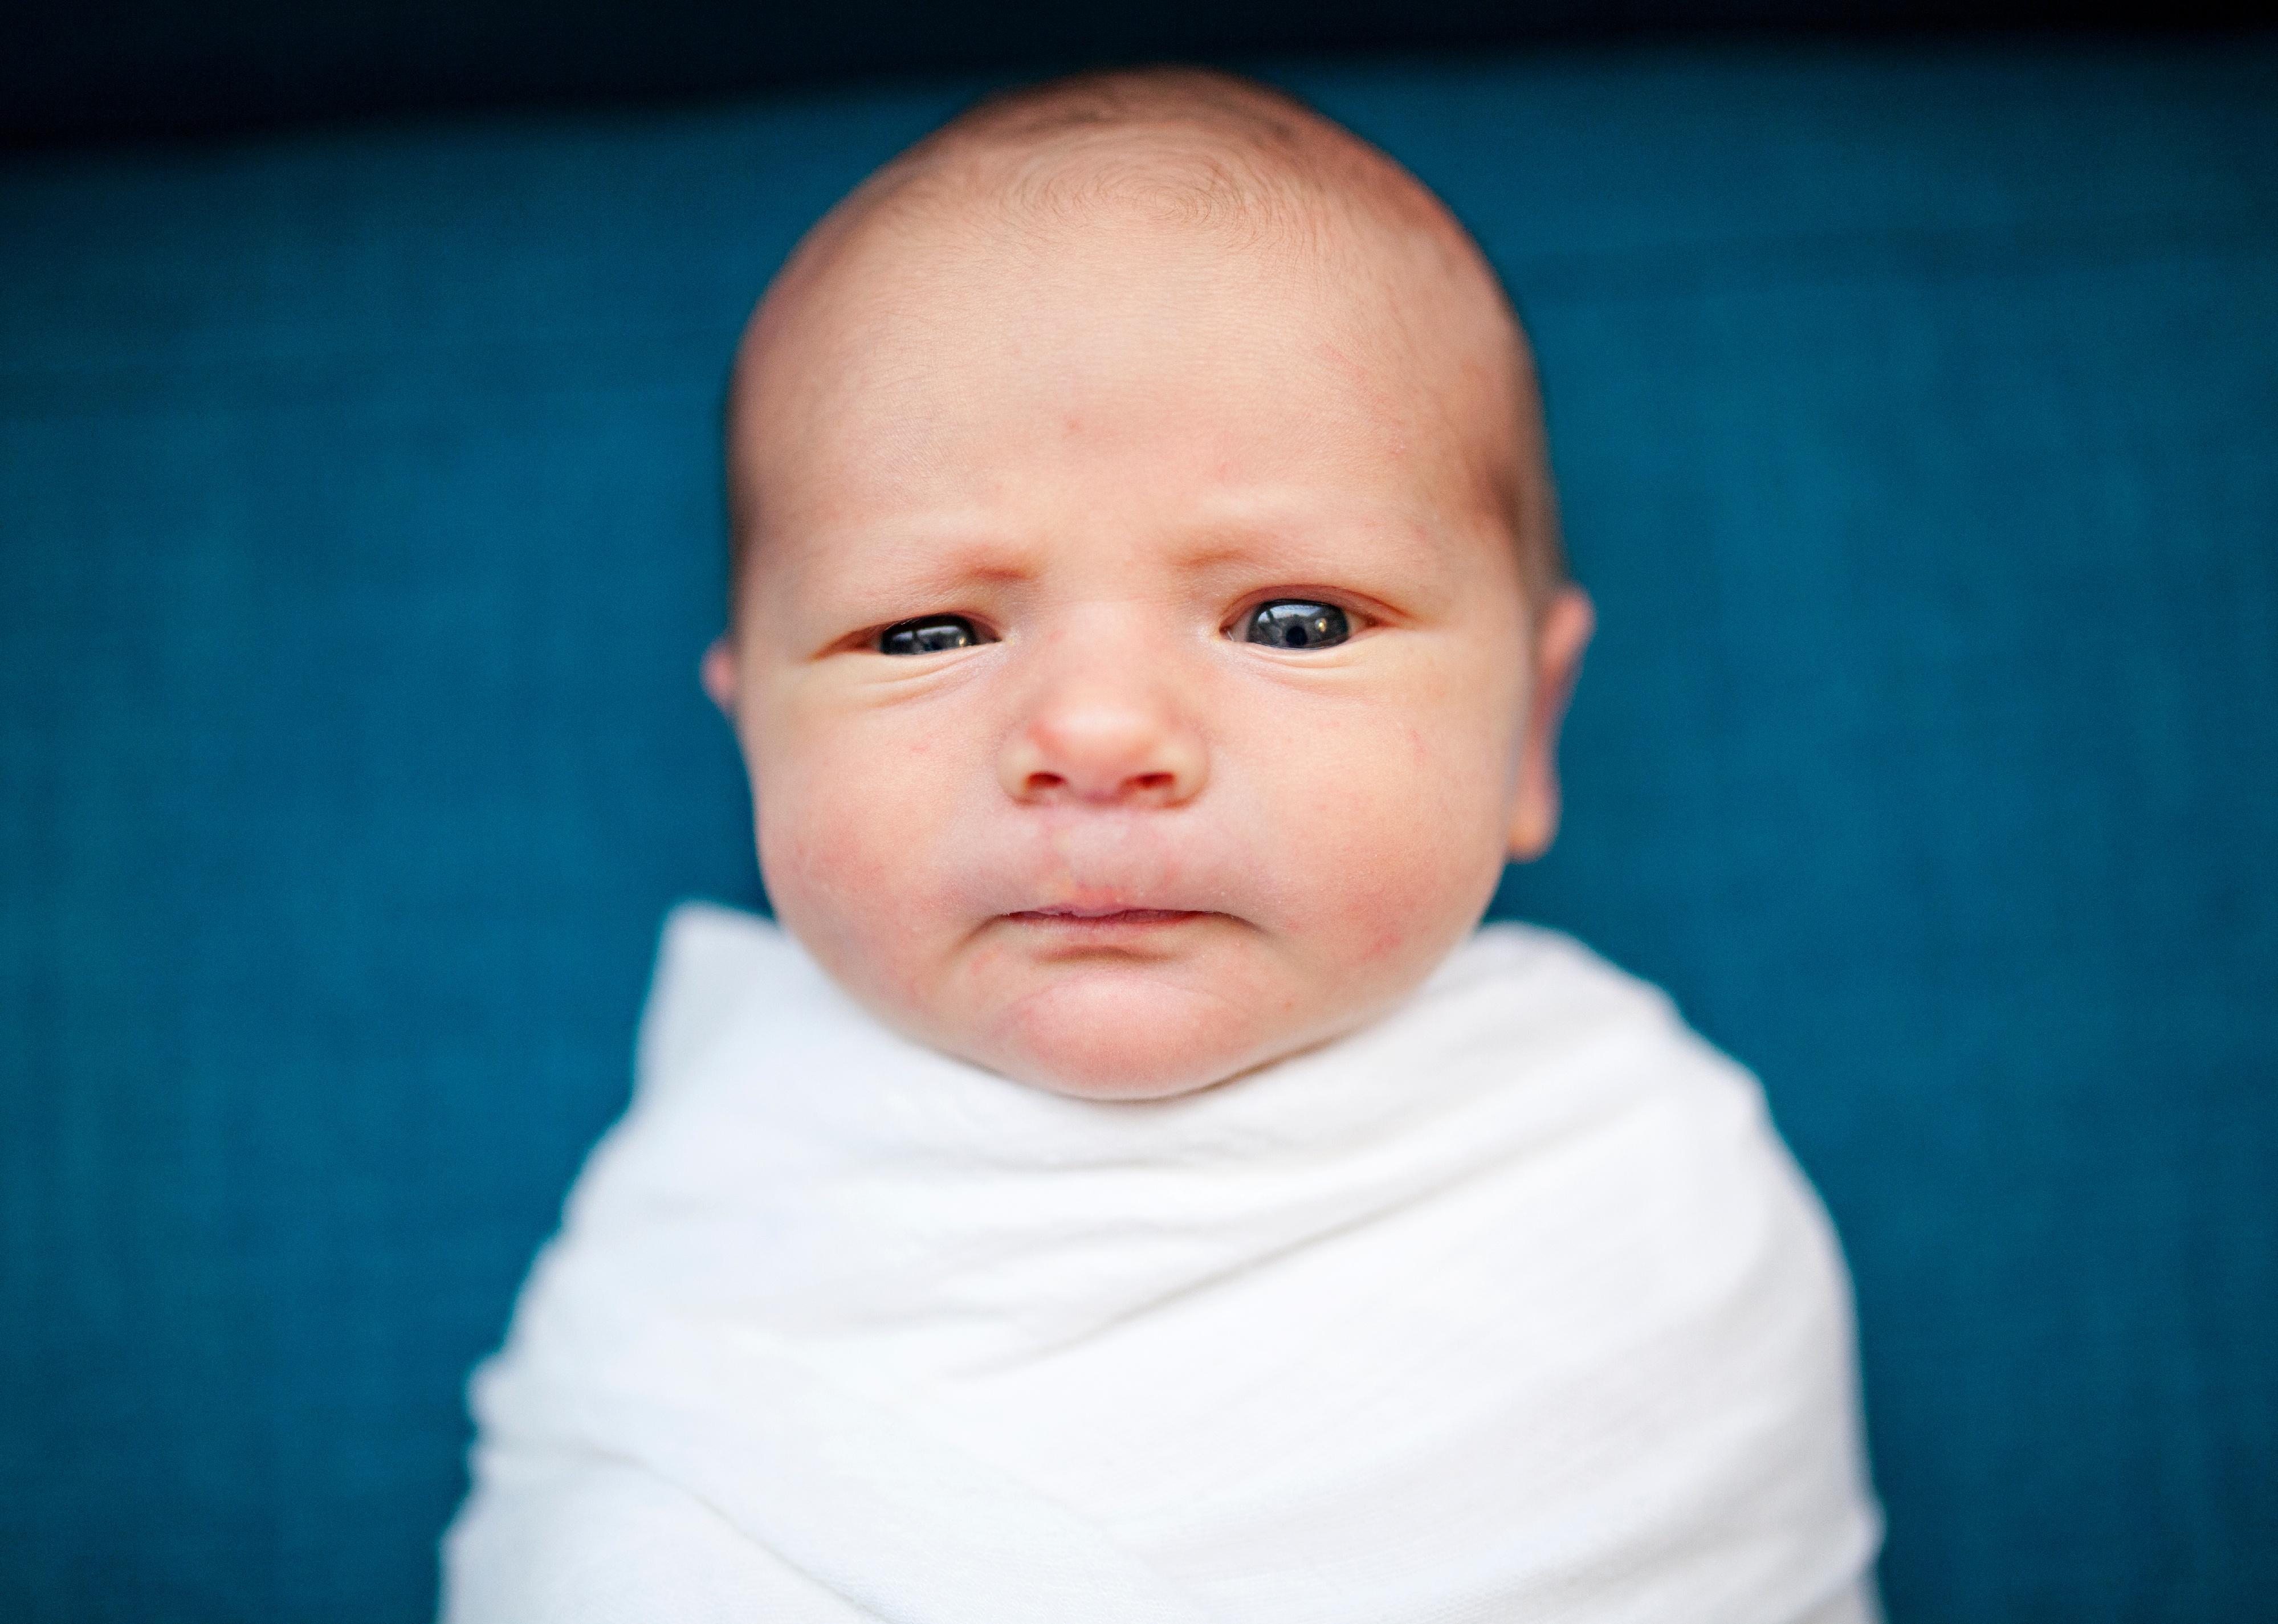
[875,615,991,656]
[866,596,1370,654]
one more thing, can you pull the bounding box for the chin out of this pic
[997,1047,1239,1102]
[973,972,1295,1102]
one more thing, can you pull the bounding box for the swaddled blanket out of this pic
[443,904,1882,1623]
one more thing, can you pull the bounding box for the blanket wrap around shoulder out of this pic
[443,904,1884,1623]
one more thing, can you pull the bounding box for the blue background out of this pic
[3,39,2275,1621]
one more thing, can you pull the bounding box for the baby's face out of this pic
[710,199,1587,1099]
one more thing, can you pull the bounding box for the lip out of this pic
[1006,907,1206,927]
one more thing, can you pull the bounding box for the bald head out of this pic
[724,66,1565,628]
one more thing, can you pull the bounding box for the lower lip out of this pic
[1006,909,1205,929]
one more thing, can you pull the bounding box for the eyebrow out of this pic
[771,523,1038,619]
[1167,497,1449,578]
[779,496,1454,623]
[858,531,1040,590]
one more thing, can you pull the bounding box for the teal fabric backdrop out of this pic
[2,40,2273,1621]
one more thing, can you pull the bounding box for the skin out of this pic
[703,80,1594,1100]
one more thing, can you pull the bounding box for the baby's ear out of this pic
[699,636,740,719]
[1506,587,1595,863]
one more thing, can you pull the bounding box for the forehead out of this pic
[733,197,1510,556]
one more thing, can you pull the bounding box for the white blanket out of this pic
[443,903,1883,1623]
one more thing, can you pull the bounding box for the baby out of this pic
[445,67,1883,1622]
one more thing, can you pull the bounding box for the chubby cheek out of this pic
[748,717,967,1011]
[1253,682,1514,985]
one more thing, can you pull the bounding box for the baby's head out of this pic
[703,67,1594,1101]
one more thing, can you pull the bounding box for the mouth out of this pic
[1006,907,1207,928]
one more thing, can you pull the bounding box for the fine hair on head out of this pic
[722,64,1569,633]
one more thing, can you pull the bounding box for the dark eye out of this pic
[878,615,985,655]
[1237,600,1351,650]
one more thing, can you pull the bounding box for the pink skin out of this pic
[706,202,1594,1100]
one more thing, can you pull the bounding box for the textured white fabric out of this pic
[444,903,1884,1623]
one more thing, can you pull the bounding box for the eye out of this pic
[877,615,988,655]
[1235,599,1352,650]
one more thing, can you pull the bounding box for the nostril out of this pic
[1001,719,1207,805]
[1018,768,1184,803]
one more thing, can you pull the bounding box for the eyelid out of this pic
[863,611,1000,654]
[827,594,1384,656]
[1222,590,1379,635]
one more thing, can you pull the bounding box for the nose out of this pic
[998,640,1209,809]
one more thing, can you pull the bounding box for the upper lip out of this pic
[1013,904,1202,919]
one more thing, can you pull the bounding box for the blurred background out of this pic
[4,0,2263,148]
[3,3,2274,1621]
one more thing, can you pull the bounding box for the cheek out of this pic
[749,713,961,958]
[1248,680,1513,961]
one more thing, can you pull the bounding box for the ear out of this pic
[699,636,740,719]
[1506,586,1596,863]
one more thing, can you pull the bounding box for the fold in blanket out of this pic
[444,904,1883,1623]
